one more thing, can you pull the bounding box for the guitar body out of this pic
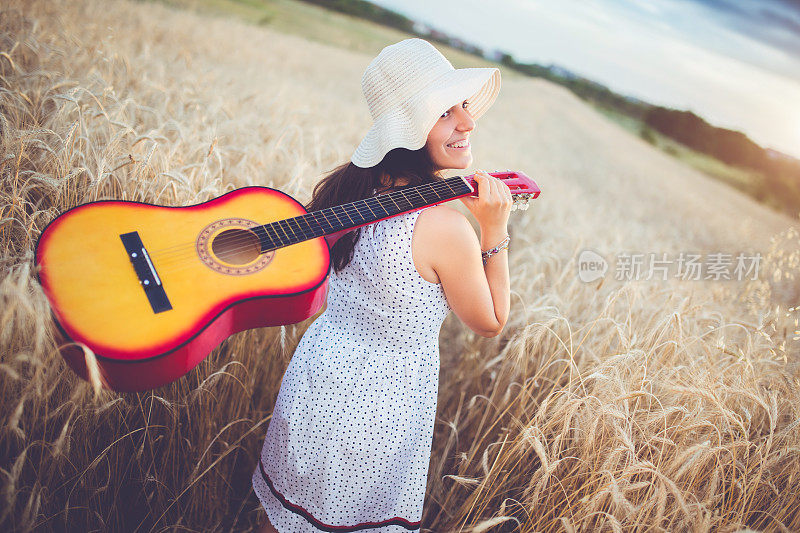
[35,187,330,392]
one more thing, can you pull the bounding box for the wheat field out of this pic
[2,0,799,531]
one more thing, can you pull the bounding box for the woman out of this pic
[253,38,511,532]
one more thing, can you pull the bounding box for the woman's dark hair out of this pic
[306,147,441,272]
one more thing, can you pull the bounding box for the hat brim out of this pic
[351,67,501,168]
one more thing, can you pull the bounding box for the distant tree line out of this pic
[500,53,800,216]
[643,107,800,214]
[644,108,763,168]
[298,0,416,32]
[295,0,482,56]
[498,54,647,120]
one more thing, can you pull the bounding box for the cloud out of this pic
[687,0,800,54]
[644,0,800,82]
[753,7,800,53]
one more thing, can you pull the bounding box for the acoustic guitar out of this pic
[35,171,540,392]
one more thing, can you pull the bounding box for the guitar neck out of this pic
[253,176,474,252]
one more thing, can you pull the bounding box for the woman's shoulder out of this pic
[412,204,478,283]
[417,203,468,226]
[414,204,475,245]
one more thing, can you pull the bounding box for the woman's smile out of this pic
[446,138,471,150]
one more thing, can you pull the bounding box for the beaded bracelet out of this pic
[481,235,510,265]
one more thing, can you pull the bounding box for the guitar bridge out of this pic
[120,231,172,314]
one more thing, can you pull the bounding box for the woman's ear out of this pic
[376,170,394,193]
[379,170,389,188]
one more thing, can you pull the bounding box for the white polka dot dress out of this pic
[252,207,451,532]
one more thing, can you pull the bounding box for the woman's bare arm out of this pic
[412,172,512,337]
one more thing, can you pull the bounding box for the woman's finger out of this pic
[489,175,503,202]
[476,172,492,202]
[500,179,512,203]
[490,177,510,209]
[474,171,489,198]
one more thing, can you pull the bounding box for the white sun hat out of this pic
[351,38,501,168]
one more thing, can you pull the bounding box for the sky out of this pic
[367,0,800,160]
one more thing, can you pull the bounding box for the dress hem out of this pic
[257,456,422,532]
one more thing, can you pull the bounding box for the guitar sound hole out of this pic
[211,229,261,265]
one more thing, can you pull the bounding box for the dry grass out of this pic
[1,0,799,531]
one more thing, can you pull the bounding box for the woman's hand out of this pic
[459,170,513,240]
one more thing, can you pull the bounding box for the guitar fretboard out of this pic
[253,176,472,252]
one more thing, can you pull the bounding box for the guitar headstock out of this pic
[462,170,541,211]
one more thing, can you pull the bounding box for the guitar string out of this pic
[151,176,463,255]
[151,174,526,260]
[148,180,528,274]
[151,187,473,277]
[154,184,529,275]
[152,179,462,266]
[151,180,466,257]
[150,179,467,266]
[153,181,472,274]
[157,191,528,279]
[148,173,520,257]
[149,179,459,259]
